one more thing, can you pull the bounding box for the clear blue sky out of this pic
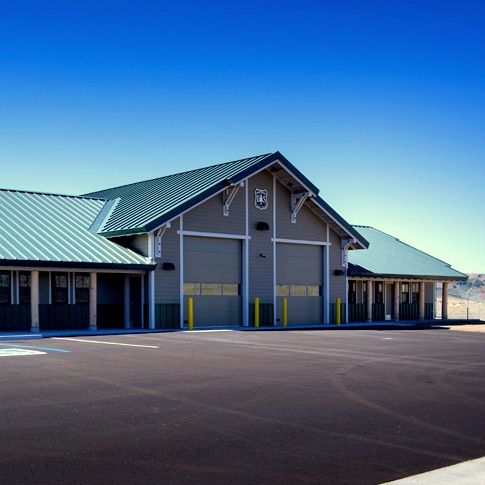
[1,0,484,272]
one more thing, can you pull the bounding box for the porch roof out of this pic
[0,189,155,270]
[348,226,467,281]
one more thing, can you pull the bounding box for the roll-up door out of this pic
[184,237,242,326]
[276,243,323,325]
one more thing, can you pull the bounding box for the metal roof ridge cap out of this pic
[0,187,108,201]
[90,198,121,234]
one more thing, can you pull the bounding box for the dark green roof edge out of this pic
[0,260,156,271]
[347,271,468,282]
[313,196,369,249]
[97,151,327,237]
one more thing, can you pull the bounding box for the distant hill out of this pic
[449,274,485,301]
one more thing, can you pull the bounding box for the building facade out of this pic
[0,152,466,332]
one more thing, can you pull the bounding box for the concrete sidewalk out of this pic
[381,456,485,484]
[0,319,481,341]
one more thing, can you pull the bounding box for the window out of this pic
[290,285,307,297]
[184,283,240,296]
[19,272,31,304]
[222,284,239,296]
[276,285,289,297]
[401,283,410,304]
[0,272,11,304]
[411,282,420,304]
[348,281,357,304]
[375,282,384,304]
[201,283,221,296]
[53,273,68,304]
[278,285,320,297]
[184,283,200,295]
[307,285,320,297]
[75,274,90,304]
[363,282,368,304]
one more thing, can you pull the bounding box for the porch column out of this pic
[442,282,449,320]
[366,280,373,322]
[89,272,97,331]
[394,281,400,322]
[419,281,425,321]
[30,270,39,333]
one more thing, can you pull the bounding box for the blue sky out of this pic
[1,0,484,272]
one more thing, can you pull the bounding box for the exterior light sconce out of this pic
[256,222,270,231]
[334,269,345,276]
[162,262,176,271]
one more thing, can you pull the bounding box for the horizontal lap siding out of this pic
[275,181,326,241]
[155,218,180,304]
[249,171,274,303]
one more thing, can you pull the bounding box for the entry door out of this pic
[276,243,323,325]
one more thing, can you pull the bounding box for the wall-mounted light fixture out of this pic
[162,262,176,271]
[334,269,345,276]
[256,221,270,231]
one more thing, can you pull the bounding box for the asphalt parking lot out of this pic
[1,328,484,484]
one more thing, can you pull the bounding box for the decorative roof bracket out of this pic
[223,182,244,216]
[154,223,171,258]
[291,192,312,223]
[341,238,356,268]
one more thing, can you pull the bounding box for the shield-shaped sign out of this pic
[254,188,268,210]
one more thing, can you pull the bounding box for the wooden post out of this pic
[419,282,425,321]
[394,281,400,322]
[89,272,97,331]
[366,280,373,322]
[30,270,39,333]
[442,282,449,320]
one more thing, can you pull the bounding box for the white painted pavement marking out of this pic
[53,338,159,349]
[380,456,485,484]
[0,348,46,357]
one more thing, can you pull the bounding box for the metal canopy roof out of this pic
[348,226,467,281]
[85,151,367,248]
[0,189,155,270]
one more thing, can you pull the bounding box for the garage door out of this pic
[184,237,242,327]
[276,243,322,325]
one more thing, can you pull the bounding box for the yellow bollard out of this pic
[282,297,288,327]
[188,297,194,330]
[254,297,260,328]
[336,297,341,325]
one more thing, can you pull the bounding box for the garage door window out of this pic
[184,283,240,296]
[277,284,321,297]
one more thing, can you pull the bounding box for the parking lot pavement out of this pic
[0,328,484,484]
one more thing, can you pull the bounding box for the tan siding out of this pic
[248,171,274,302]
[275,181,327,241]
[154,218,180,303]
[329,229,346,303]
[184,185,245,234]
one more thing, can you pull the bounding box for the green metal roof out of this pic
[84,151,366,247]
[0,189,155,270]
[348,226,467,281]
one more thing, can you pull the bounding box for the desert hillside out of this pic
[436,274,485,320]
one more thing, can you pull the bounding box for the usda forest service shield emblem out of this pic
[254,188,268,210]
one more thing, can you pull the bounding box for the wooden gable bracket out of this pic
[341,238,356,267]
[291,192,312,223]
[223,181,244,216]
[154,223,171,258]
